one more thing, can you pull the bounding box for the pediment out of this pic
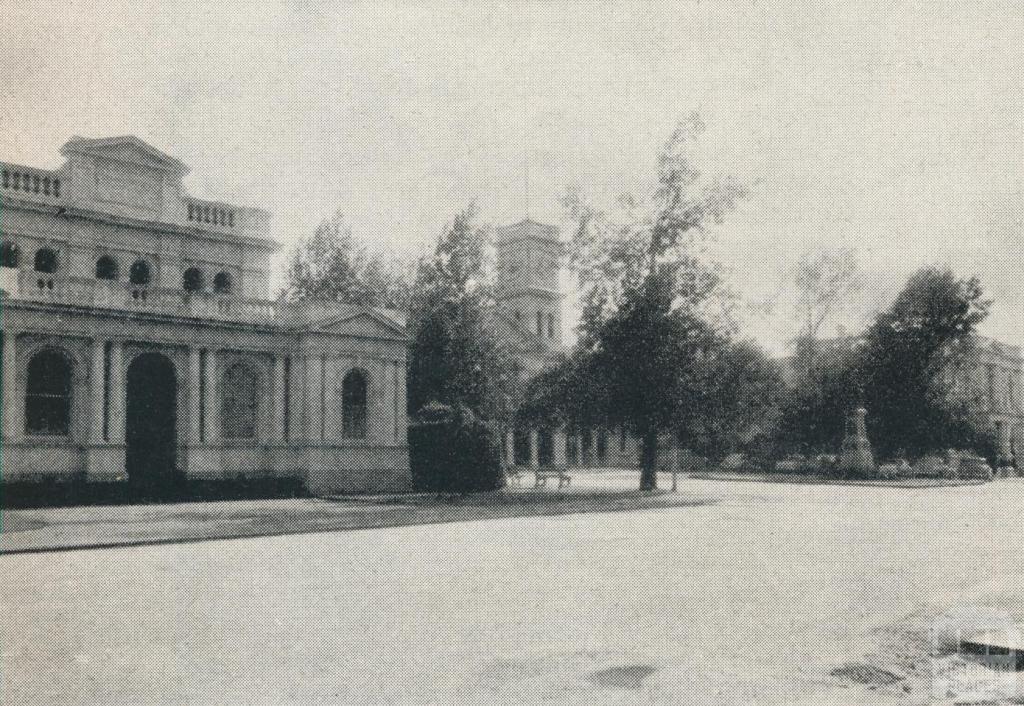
[61,135,189,176]
[314,311,407,338]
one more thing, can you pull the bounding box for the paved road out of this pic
[3,477,1023,704]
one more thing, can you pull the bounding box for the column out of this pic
[304,354,324,442]
[529,429,539,468]
[188,347,202,444]
[203,348,218,443]
[396,358,407,444]
[108,341,125,443]
[271,355,286,443]
[289,355,303,443]
[998,422,1012,465]
[89,338,105,442]
[505,429,515,468]
[2,331,20,439]
[553,427,567,467]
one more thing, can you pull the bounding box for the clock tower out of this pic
[494,218,564,356]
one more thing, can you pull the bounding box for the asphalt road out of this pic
[3,476,1023,704]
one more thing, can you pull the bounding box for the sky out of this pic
[1,1,1021,353]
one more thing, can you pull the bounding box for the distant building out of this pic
[0,136,411,495]
[957,337,1023,466]
[493,218,641,469]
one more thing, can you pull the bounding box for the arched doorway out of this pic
[125,353,179,498]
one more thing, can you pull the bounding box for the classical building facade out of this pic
[494,218,641,470]
[0,136,411,494]
[956,336,1023,467]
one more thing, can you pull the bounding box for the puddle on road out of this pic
[477,649,660,698]
[587,663,658,690]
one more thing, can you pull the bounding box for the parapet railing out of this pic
[5,271,278,324]
[185,198,236,230]
[1,269,406,330]
[0,162,63,204]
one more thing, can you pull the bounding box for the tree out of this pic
[284,210,412,309]
[791,247,862,376]
[407,205,518,423]
[772,266,995,463]
[858,266,993,459]
[559,114,747,489]
[678,339,786,462]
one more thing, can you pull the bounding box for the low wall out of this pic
[0,441,83,481]
[305,445,411,494]
[1,439,411,494]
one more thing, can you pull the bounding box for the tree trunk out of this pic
[639,428,659,491]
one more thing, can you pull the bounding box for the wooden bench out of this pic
[505,466,525,487]
[534,467,571,489]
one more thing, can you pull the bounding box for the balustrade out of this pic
[0,163,61,202]
[186,199,236,229]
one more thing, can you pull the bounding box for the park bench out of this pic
[534,467,571,489]
[505,466,525,487]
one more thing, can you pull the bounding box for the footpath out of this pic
[0,487,714,554]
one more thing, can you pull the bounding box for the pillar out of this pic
[286,355,300,442]
[529,429,539,468]
[553,428,567,467]
[108,341,125,443]
[505,429,515,468]
[997,421,1012,466]
[396,358,407,444]
[271,355,286,443]
[304,353,324,442]
[188,347,202,444]
[2,330,20,439]
[203,348,218,443]
[90,338,105,442]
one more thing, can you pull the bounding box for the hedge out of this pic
[409,404,504,493]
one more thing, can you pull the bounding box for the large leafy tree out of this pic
[553,114,747,489]
[284,210,412,309]
[678,339,786,462]
[774,266,995,461]
[407,205,518,422]
[858,266,993,458]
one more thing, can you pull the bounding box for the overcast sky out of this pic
[2,1,1021,353]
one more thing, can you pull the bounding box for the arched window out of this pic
[129,260,151,286]
[183,267,204,293]
[25,349,72,436]
[547,313,555,338]
[95,255,118,280]
[221,363,258,439]
[1,242,19,269]
[33,248,57,274]
[342,370,368,439]
[213,272,232,294]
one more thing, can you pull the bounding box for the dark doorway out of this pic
[538,430,554,467]
[126,353,180,499]
[514,428,531,466]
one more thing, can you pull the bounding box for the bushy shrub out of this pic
[409,402,504,493]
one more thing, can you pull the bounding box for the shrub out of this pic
[409,403,504,493]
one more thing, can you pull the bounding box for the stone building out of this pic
[494,218,641,470]
[0,136,411,494]
[956,336,1024,467]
